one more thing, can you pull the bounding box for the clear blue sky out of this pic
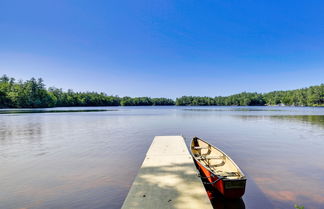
[1,0,323,98]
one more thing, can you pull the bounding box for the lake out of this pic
[1,106,324,209]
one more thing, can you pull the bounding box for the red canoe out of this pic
[190,137,247,198]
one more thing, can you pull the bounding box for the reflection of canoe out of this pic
[190,137,247,198]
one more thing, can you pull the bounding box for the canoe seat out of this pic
[193,146,209,150]
[214,171,240,177]
[196,156,224,160]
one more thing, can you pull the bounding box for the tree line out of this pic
[176,85,323,106]
[0,75,174,108]
[0,75,323,108]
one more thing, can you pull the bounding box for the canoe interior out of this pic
[191,137,245,180]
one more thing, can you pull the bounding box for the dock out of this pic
[121,136,212,209]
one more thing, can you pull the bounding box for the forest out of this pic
[0,75,174,108]
[0,75,323,108]
[176,85,324,106]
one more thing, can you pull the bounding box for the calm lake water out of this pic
[1,106,324,209]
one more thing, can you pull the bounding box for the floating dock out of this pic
[121,136,212,209]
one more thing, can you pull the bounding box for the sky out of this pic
[0,0,323,98]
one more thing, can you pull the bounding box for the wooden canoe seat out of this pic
[193,146,209,150]
[196,156,224,160]
[214,171,240,177]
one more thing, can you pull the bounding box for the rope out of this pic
[203,177,224,185]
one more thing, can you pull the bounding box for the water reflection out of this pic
[0,109,114,114]
[0,115,43,144]
[210,195,245,209]
[272,115,324,128]
[198,170,246,209]
[234,114,324,128]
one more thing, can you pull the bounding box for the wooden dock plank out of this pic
[146,136,189,156]
[121,136,212,209]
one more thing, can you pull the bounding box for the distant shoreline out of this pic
[1,75,323,108]
[1,105,323,109]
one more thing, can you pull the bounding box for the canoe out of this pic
[190,137,246,198]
